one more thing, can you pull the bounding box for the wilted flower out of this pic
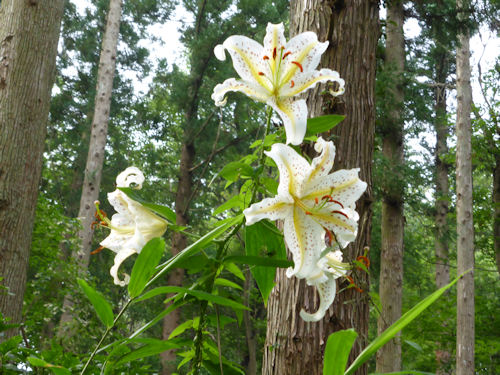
[212,23,344,145]
[100,167,167,286]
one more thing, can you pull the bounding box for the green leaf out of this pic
[77,278,114,328]
[118,187,176,222]
[128,237,165,298]
[213,195,244,216]
[368,372,435,375]
[148,215,243,286]
[305,115,345,137]
[168,319,195,339]
[323,329,358,375]
[136,286,250,311]
[224,262,245,281]
[404,340,422,351]
[214,277,243,290]
[28,357,71,375]
[244,221,287,306]
[224,255,292,269]
[114,340,181,366]
[129,300,186,339]
[345,273,465,375]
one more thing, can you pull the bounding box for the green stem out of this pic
[81,298,133,375]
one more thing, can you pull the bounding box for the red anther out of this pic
[283,51,292,59]
[329,199,345,209]
[273,47,277,59]
[281,46,285,50]
[305,211,312,215]
[332,210,349,219]
[326,229,333,244]
[314,197,319,204]
[263,55,269,60]
[258,72,265,76]
[356,255,370,268]
[292,61,303,72]
[346,275,363,293]
[91,221,98,230]
[290,80,295,88]
[91,246,105,255]
[321,195,332,201]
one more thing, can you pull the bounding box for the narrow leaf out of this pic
[323,329,357,375]
[245,221,287,306]
[114,340,181,366]
[214,277,243,290]
[148,215,243,286]
[118,187,176,222]
[128,237,165,298]
[224,255,292,268]
[136,286,250,311]
[345,274,464,375]
[305,115,345,136]
[77,279,114,328]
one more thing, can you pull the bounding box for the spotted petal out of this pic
[265,143,311,197]
[280,69,345,98]
[302,168,367,208]
[268,97,307,146]
[284,206,325,279]
[300,274,337,322]
[306,137,336,182]
[214,35,272,93]
[263,23,287,75]
[212,78,270,107]
[244,196,292,225]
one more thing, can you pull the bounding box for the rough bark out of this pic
[243,267,257,375]
[0,0,64,340]
[432,3,452,370]
[58,0,122,336]
[455,0,475,373]
[376,1,404,372]
[263,1,378,374]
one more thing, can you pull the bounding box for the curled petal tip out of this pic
[214,44,226,61]
[116,167,145,189]
[299,308,326,322]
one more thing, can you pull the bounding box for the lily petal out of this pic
[280,33,328,84]
[217,35,272,92]
[284,206,325,279]
[212,78,271,107]
[265,143,311,197]
[306,137,336,182]
[313,206,359,248]
[280,68,345,98]
[116,167,145,188]
[302,168,367,208]
[110,247,136,287]
[263,23,286,75]
[300,274,337,322]
[243,196,292,225]
[268,97,307,146]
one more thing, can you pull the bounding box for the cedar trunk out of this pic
[263,2,378,374]
[0,0,64,339]
[455,0,475,374]
[376,1,404,372]
[58,0,123,336]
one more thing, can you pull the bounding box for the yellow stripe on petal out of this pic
[313,211,355,233]
[280,42,317,85]
[302,178,359,202]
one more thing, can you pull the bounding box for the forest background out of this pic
[0,0,499,374]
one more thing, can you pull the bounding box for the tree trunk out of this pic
[0,0,64,340]
[432,4,452,370]
[160,141,192,373]
[58,0,122,337]
[263,2,378,374]
[455,0,474,374]
[376,1,404,372]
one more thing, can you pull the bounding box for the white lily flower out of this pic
[243,138,366,281]
[300,250,350,322]
[212,23,345,145]
[100,167,167,286]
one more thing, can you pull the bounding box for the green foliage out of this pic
[128,238,166,298]
[323,329,358,375]
[77,278,114,328]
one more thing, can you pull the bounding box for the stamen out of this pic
[346,275,363,293]
[329,199,345,209]
[292,61,303,72]
[325,229,334,246]
[305,211,312,215]
[290,80,295,88]
[91,246,105,255]
[258,72,265,76]
[283,51,292,59]
[272,47,277,59]
[356,255,370,269]
[263,55,269,60]
[332,210,349,219]
[314,197,319,204]
[322,195,331,201]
